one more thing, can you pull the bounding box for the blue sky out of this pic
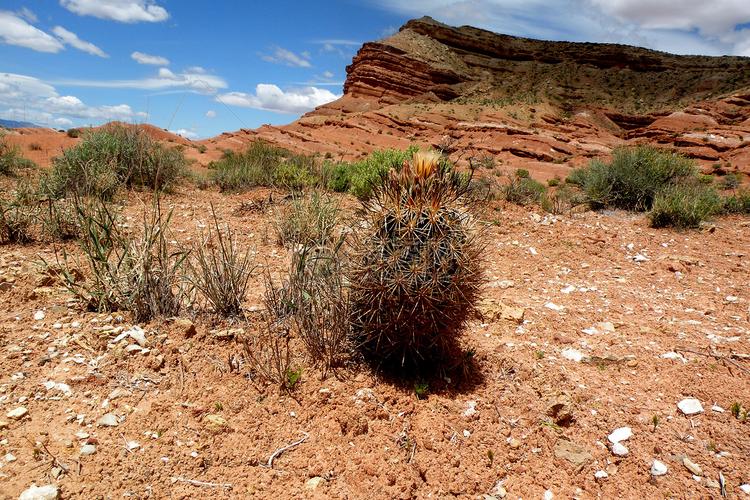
[2,1,749,138]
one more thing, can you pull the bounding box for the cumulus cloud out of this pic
[0,72,139,126]
[261,46,312,68]
[369,0,750,56]
[132,51,170,65]
[217,84,340,114]
[60,0,169,23]
[54,68,228,94]
[205,110,216,118]
[17,7,38,23]
[52,26,108,57]
[169,128,198,139]
[0,11,64,52]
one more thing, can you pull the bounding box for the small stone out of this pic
[463,401,478,418]
[561,348,584,362]
[125,326,147,346]
[553,439,592,467]
[108,388,132,400]
[544,302,565,312]
[5,452,16,462]
[739,484,750,495]
[543,490,554,500]
[0,420,8,429]
[50,467,63,478]
[490,481,507,498]
[74,431,89,440]
[96,413,119,427]
[18,484,59,500]
[677,398,704,415]
[661,352,687,363]
[508,438,521,449]
[683,457,702,476]
[633,253,649,263]
[7,407,28,420]
[305,477,326,490]
[33,310,45,321]
[608,427,632,444]
[651,460,668,476]
[705,479,720,489]
[594,470,608,479]
[126,441,140,451]
[203,414,228,432]
[711,404,725,413]
[611,442,629,457]
[174,318,197,338]
[80,444,96,455]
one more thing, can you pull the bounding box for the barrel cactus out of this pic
[348,151,483,369]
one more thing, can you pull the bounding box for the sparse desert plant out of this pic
[0,134,36,175]
[212,141,289,191]
[285,243,351,377]
[579,146,696,211]
[515,168,530,179]
[503,172,547,206]
[66,128,82,138]
[541,185,587,214]
[55,197,188,321]
[43,125,186,199]
[188,206,255,317]
[347,146,419,199]
[238,271,296,391]
[274,192,339,248]
[28,142,42,151]
[40,198,81,241]
[348,151,483,369]
[722,190,750,214]
[0,202,36,244]
[720,173,741,190]
[649,183,722,228]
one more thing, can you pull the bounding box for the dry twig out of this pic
[264,432,309,468]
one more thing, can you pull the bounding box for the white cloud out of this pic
[169,128,198,139]
[131,51,170,65]
[0,72,139,126]
[0,11,64,53]
[60,0,169,23]
[17,7,38,23]
[205,110,216,118]
[369,0,750,56]
[261,46,312,68]
[52,26,108,57]
[54,68,228,94]
[322,70,334,79]
[218,84,340,114]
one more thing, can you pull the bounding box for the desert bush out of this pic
[274,192,339,247]
[348,151,483,369]
[503,172,547,205]
[56,197,187,321]
[28,142,42,151]
[325,162,352,193]
[723,190,750,214]
[0,134,36,175]
[515,168,530,179]
[40,199,81,241]
[720,173,741,190]
[211,141,289,191]
[188,206,255,317]
[286,243,351,377]
[649,183,722,228]
[66,128,82,138]
[43,125,186,199]
[0,202,36,244]
[541,185,587,214]
[578,146,696,211]
[347,146,419,199]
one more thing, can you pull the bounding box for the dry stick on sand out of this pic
[675,346,750,375]
[171,477,233,489]
[264,432,309,468]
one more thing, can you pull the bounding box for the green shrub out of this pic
[580,147,696,211]
[274,192,339,248]
[66,128,82,138]
[720,173,741,190]
[347,146,419,199]
[649,184,722,228]
[698,174,714,184]
[503,173,547,206]
[723,190,750,214]
[515,168,530,179]
[44,125,186,199]
[0,134,36,175]
[547,177,561,187]
[325,162,352,193]
[565,168,589,186]
[348,151,482,370]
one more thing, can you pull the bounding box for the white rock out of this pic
[463,401,478,418]
[608,427,632,444]
[711,404,725,413]
[5,452,16,462]
[739,484,750,495]
[561,348,584,362]
[18,484,59,500]
[80,444,96,455]
[594,470,608,479]
[126,441,140,451]
[683,457,702,476]
[543,489,554,500]
[305,477,326,491]
[651,460,668,476]
[677,398,704,415]
[660,352,687,363]
[125,326,147,346]
[633,254,649,263]
[544,302,565,312]
[611,442,629,456]
[529,247,538,256]
[96,413,119,427]
[561,285,575,294]
[74,431,89,440]
[33,310,45,321]
[7,407,28,420]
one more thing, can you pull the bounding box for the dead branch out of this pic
[264,432,309,468]
[674,346,750,375]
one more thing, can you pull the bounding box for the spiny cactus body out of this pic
[348,151,482,369]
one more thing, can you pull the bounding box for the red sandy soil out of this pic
[0,186,749,498]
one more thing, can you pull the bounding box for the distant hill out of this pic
[0,119,41,129]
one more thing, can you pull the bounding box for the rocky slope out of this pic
[208,16,750,181]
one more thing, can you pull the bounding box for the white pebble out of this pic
[651,460,668,476]
[608,427,632,444]
[677,398,704,415]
